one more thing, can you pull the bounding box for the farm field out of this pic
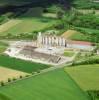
[74,27,99,34]
[0,42,8,54]
[0,7,57,37]
[78,9,99,15]
[64,51,75,57]
[1,18,56,35]
[0,19,22,33]
[69,32,89,41]
[69,27,99,42]
[0,1,99,100]
[73,0,99,9]
[0,69,89,100]
[65,64,99,90]
[64,29,89,41]
[0,46,6,54]
[0,66,29,82]
[0,55,51,73]
[62,30,78,39]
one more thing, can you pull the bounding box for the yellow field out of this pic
[0,66,30,82]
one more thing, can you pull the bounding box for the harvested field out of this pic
[0,66,29,82]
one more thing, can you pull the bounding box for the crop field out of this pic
[0,66,29,82]
[0,69,89,100]
[0,46,6,54]
[0,20,22,34]
[0,7,57,37]
[65,64,99,90]
[64,51,75,57]
[78,9,99,15]
[0,42,8,54]
[70,32,89,41]
[0,55,51,73]
[63,29,88,41]
[69,27,99,42]
[62,30,78,39]
[1,18,56,35]
[62,29,91,42]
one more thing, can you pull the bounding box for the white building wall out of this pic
[37,32,67,47]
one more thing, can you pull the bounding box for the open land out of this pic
[0,55,51,73]
[62,30,78,39]
[0,7,57,36]
[0,20,22,33]
[0,66,29,82]
[0,69,89,100]
[65,64,99,90]
[0,1,99,100]
[0,42,8,54]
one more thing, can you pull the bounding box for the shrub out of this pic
[0,81,5,86]
[54,23,64,30]
[37,70,41,73]
[13,78,17,81]
[32,72,35,75]
[8,78,11,82]
[43,8,48,13]
[87,90,99,100]
[73,57,99,66]
[57,10,64,19]
[19,76,23,79]
[25,75,30,77]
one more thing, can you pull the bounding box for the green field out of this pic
[0,46,6,54]
[69,27,99,42]
[0,69,89,100]
[65,64,99,90]
[73,0,99,9]
[2,18,56,35]
[0,7,57,39]
[0,42,8,54]
[0,55,51,73]
[64,51,75,57]
[70,32,89,41]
